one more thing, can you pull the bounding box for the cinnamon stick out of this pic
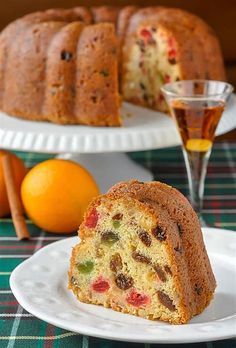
[2,155,30,240]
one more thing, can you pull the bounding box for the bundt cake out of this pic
[68,180,216,324]
[0,7,226,126]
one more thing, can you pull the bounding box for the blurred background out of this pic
[1,0,235,88]
[1,0,235,139]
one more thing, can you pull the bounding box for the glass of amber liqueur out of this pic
[161,80,233,219]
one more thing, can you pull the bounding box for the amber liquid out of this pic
[170,99,225,152]
[170,99,225,213]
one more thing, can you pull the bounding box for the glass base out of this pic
[182,147,211,217]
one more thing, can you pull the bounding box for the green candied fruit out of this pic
[77,261,94,274]
[101,231,119,246]
[113,220,121,229]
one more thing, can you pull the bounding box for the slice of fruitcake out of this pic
[68,180,216,324]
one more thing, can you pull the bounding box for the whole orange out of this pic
[0,150,27,218]
[21,159,100,233]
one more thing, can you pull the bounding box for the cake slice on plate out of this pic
[68,180,216,324]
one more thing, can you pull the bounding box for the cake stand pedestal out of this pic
[0,98,235,192]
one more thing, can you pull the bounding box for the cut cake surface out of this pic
[68,180,216,324]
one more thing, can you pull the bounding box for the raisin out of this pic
[91,95,97,103]
[85,208,98,228]
[153,264,166,282]
[77,260,94,274]
[157,290,176,311]
[112,213,123,220]
[100,69,109,77]
[140,82,146,90]
[92,277,110,293]
[101,231,119,246]
[195,284,202,295]
[138,230,152,247]
[164,265,172,276]
[168,57,176,65]
[174,244,183,254]
[136,39,145,51]
[70,86,76,97]
[177,223,183,236]
[110,253,123,273]
[132,251,151,264]
[152,226,166,241]
[115,273,134,290]
[61,50,73,61]
[126,289,150,307]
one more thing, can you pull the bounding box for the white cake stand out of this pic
[0,97,235,192]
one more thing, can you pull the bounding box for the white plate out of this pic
[10,227,236,344]
[1,95,236,153]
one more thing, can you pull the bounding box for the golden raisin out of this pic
[110,253,123,273]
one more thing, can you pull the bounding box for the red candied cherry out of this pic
[164,74,171,83]
[126,289,150,307]
[140,28,152,41]
[168,48,177,60]
[92,276,110,293]
[85,208,98,228]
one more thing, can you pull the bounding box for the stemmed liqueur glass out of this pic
[161,80,233,221]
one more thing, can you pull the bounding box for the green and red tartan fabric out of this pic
[0,143,236,348]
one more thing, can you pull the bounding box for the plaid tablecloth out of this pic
[0,142,236,348]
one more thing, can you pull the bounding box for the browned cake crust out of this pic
[116,6,139,39]
[91,6,121,25]
[0,6,226,126]
[68,180,216,324]
[108,180,216,314]
[0,15,120,126]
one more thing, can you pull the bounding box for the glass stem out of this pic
[182,147,211,216]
